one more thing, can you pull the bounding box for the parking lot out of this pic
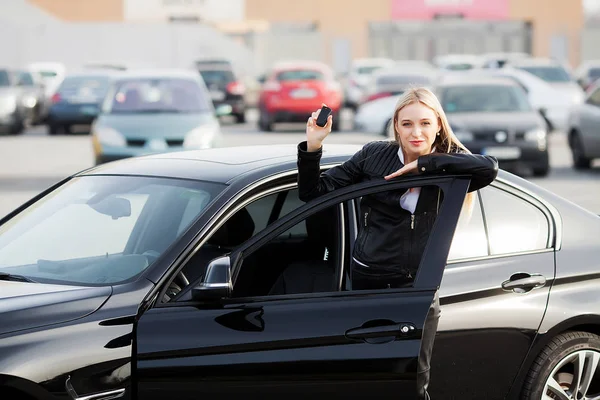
[0,109,598,219]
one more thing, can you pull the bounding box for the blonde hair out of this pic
[389,87,475,218]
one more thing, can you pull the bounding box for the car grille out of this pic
[471,129,526,143]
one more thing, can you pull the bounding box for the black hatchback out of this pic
[0,145,599,400]
[198,65,246,123]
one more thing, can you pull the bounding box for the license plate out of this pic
[290,88,317,99]
[482,147,521,160]
[79,105,98,115]
[210,90,225,101]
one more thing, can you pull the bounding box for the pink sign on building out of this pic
[392,0,509,20]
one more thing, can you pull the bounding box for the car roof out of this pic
[79,144,363,184]
[508,58,563,67]
[272,60,333,73]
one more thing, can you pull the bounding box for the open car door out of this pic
[134,176,470,400]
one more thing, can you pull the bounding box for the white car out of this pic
[343,58,396,110]
[433,54,487,71]
[470,67,574,133]
[353,94,401,137]
[508,58,585,108]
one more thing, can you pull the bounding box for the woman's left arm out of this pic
[385,153,499,192]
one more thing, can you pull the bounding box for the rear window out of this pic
[356,66,383,75]
[58,76,111,102]
[441,84,532,113]
[517,66,571,82]
[199,69,235,86]
[276,70,325,81]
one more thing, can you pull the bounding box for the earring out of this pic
[437,131,440,136]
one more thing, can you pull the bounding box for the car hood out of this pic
[447,112,545,131]
[97,112,218,139]
[0,87,22,98]
[0,281,111,335]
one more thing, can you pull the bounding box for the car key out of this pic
[315,105,332,127]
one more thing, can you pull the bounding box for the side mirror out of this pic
[192,256,232,301]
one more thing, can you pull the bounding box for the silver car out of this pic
[567,81,600,169]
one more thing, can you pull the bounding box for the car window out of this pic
[199,69,235,86]
[448,193,488,261]
[516,66,571,82]
[480,187,550,255]
[0,70,10,87]
[0,176,224,285]
[587,87,600,107]
[58,75,111,103]
[17,72,34,86]
[276,70,325,81]
[107,77,211,113]
[441,84,532,113]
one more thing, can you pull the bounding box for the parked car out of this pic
[197,64,246,123]
[508,58,585,106]
[342,57,396,110]
[566,80,600,169]
[0,144,599,400]
[257,61,343,132]
[14,69,48,125]
[26,62,66,101]
[360,68,437,104]
[91,69,224,165]
[353,93,402,136]
[0,68,29,135]
[573,60,600,91]
[435,75,550,176]
[47,71,117,135]
[433,54,486,71]
[469,67,573,133]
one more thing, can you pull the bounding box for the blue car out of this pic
[47,71,116,135]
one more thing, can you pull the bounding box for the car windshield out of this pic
[441,84,532,113]
[276,70,325,81]
[517,66,571,82]
[0,70,10,87]
[199,69,235,86]
[0,176,225,286]
[18,72,34,85]
[58,75,112,103]
[108,77,211,113]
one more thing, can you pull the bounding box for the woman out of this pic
[297,87,498,399]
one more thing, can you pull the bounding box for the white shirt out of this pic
[397,147,435,214]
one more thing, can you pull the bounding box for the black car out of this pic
[0,145,599,400]
[435,76,550,177]
[198,65,246,123]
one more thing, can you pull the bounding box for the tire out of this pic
[234,112,246,124]
[571,133,592,170]
[48,124,60,135]
[258,110,273,132]
[331,114,340,132]
[382,118,392,137]
[521,331,600,400]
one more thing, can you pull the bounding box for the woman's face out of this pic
[395,102,440,162]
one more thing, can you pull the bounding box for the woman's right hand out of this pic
[306,106,333,152]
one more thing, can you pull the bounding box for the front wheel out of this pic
[521,331,600,400]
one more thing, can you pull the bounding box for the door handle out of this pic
[345,323,416,340]
[502,273,546,293]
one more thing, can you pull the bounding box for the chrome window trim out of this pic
[447,248,554,266]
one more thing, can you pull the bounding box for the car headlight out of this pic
[572,91,584,104]
[22,96,37,108]
[524,128,546,142]
[93,126,126,147]
[454,130,474,142]
[183,123,221,149]
[0,96,17,114]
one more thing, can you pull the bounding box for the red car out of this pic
[257,61,343,131]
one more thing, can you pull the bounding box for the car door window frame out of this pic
[154,175,471,308]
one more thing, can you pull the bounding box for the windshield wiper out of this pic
[0,272,37,283]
